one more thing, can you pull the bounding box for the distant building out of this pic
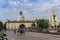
[6,10,37,29]
[49,9,59,32]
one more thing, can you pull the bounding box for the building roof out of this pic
[6,20,36,23]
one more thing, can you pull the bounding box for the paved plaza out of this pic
[6,30,20,40]
[6,30,60,40]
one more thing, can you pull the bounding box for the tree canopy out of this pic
[37,19,49,30]
[0,21,3,31]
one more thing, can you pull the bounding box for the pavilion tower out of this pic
[17,10,24,21]
[49,8,59,32]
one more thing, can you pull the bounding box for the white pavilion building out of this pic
[6,10,37,29]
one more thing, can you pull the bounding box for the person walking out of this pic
[20,28,23,35]
[14,27,16,34]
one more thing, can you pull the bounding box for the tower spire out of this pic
[20,2,22,15]
[50,7,56,22]
[51,7,55,16]
[20,10,22,15]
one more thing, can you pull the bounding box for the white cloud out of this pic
[9,1,16,5]
[23,0,29,3]
[30,0,60,14]
[0,8,20,22]
[26,3,33,7]
[23,10,28,14]
[8,0,20,8]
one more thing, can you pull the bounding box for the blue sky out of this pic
[0,0,60,22]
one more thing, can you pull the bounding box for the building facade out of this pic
[6,10,37,29]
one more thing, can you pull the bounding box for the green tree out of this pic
[0,21,3,31]
[57,23,60,32]
[57,23,60,28]
[37,19,49,31]
[3,23,6,29]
